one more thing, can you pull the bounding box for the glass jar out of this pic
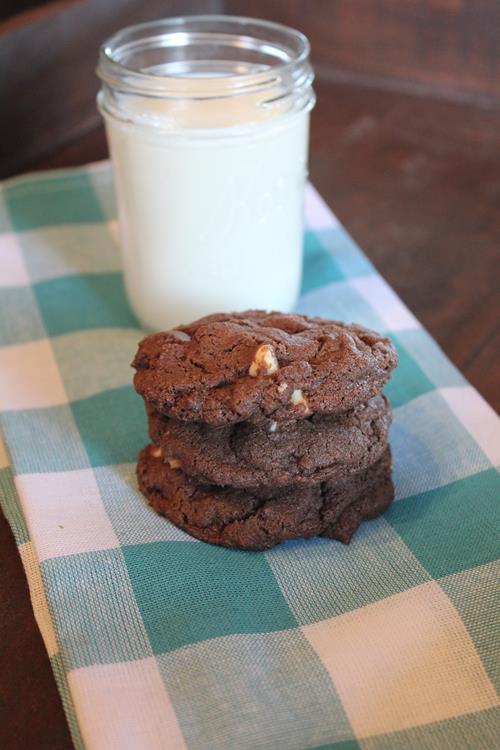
[97,15,315,330]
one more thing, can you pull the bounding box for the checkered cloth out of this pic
[0,162,499,750]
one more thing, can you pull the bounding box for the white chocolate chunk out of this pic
[168,458,182,469]
[151,446,162,458]
[277,382,288,393]
[290,389,310,411]
[269,421,278,433]
[170,329,191,342]
[248,344,279,377]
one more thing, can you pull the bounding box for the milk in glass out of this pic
[97,17,315,330]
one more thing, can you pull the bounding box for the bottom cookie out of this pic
[137,445,394,550]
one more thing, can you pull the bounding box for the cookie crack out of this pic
[216,495,270,532]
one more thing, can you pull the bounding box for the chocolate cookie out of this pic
[132,311,398,425]
[149,395,391,487]
[137,444,394,550]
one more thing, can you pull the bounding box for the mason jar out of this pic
[97,16,315,330]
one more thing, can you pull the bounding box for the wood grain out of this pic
[225,0,500,106]
[2,1,500,178]
[0,0,223,178]
[307,80,500,409]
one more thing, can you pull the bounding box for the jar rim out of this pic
[97,15,311,99]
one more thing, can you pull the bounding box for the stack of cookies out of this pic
[133,311,398,550]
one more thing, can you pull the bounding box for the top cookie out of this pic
[132,310,398,425]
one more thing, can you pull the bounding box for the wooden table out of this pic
[1,77,499,749]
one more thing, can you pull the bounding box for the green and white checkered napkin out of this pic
[0,162,499,750]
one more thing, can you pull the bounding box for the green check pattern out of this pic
[0,163,498,750]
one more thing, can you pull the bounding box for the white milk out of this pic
[97,17,314,330]
[104,110,310,330]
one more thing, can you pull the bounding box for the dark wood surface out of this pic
[0,76,499,750]
[0,0,224,178]
[0,0,51,21]
[3,0,500,179]
[226,0,500,105]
